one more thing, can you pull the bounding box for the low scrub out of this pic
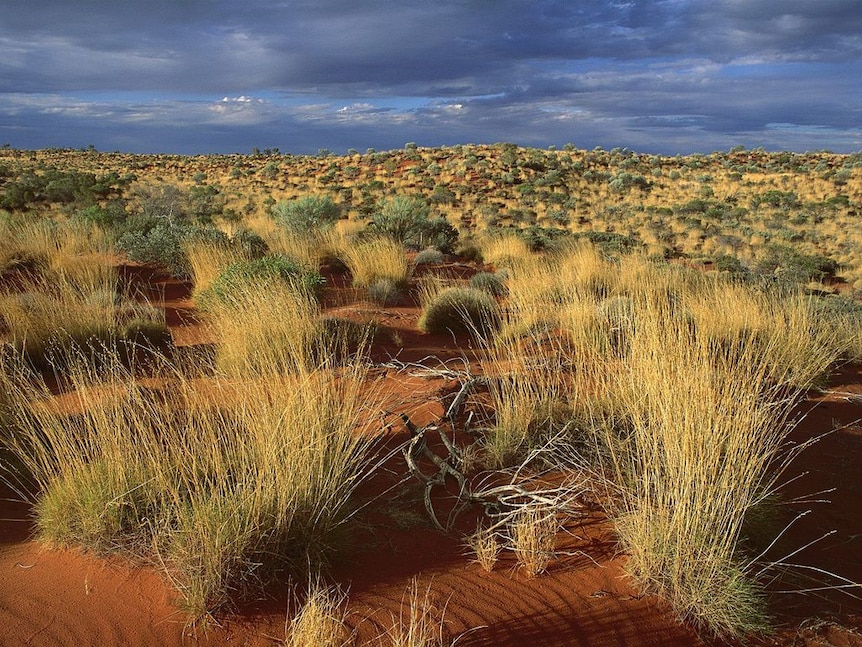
[468,271,507,297]
[413,248,445,266]
[1,353,382,621]
[342,237,411,290]
[368,196,458,252]
[273,195,341,232]
[417,286,500,337]
[197,254,324,311]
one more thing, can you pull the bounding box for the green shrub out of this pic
[366,278,401,305]
[418,287,500,336]
[230,228,269,259]
[200,255,324,308]
[469,271,507,296]
[74,202,128,231]
[456,240,484,264]
[115,217,194,277]
[756,246,839,284]
[712,254,747,275]
[369,196,458,252]
[413,248,445,266]
[573,231,641,256]
[273,196,340,231]
[116,216,232,278]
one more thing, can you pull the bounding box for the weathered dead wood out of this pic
[396,373,589,533]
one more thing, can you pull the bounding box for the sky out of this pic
[1,0,860,156]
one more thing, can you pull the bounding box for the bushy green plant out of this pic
[116,218,192,277]
[418,286,500,336]
[74,202,128,231]
[366,277,401,305]
[115,212,237,278]
[469,271,507,296]
[712,254,747,275]
[273,196,341,231]
[199,255,324,308]
[413,248,445,266]
[369,196,458,252]
[230,228,269,259]
[573,231,641,256]
[455,240,484,264]
[756,245,839,284]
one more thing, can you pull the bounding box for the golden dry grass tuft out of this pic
[466,525,500,573]
[386,578,451,647]
[1,349,383,621]
[284,583,353,647]
[509,508,558,578]
[342,236,411,289]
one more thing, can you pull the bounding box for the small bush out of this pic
[418,287,500,336]
[712,254,747,275]
[467,525,500,572]
[273,196,341,232]
[756,246,840,284]
[455,240,483,264]
[200,255,324,308]
[367,277,402,306]
[413,248,445,266]
[369,196,458,252]
[230,228,269,259]
[115,217,193,277]
[469,271,507,297]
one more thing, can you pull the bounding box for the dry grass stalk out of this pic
[509,508,558,577]
[342,237,411,289]
[284,583,353,647]
[387,578,449,647]
[467,525,500,573]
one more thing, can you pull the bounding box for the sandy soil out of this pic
[1,263,860,646]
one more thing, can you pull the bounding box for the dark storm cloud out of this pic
[0,0,859,154]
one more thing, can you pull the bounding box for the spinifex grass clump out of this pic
[198,254,324,309]
[0,351,381,621]
[684,280,844,390]
[0,263,168,368]
[417,283,500,337]
[204,274,371,378]
[589,293,842,638]
[284,582,352,647]
[342,237,411,290]
[480,244,850,636]
[598,308,783,636]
